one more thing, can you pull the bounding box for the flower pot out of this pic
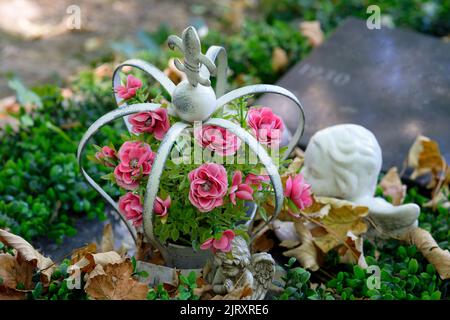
[161,202,257,269]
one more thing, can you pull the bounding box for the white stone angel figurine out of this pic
[301,124,420,238]
[206,236,275,300]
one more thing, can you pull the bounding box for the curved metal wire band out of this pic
[201,46,228,98]
[142,122,190,261]
[215,84,305,160]
[112,59,176,132]
[77,103,164,245]
[204,118,283,242]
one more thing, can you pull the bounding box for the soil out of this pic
[0,0,213,97]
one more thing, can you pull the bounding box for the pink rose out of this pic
[284,174,313,215]
[200,230,235,253]
[129,108,170,141]
[118,192,143,227]
[154,196,171,217]
[95,146,117,167]
[114,141,155,190]
[116,75,142,100]
[247,107,284,147]
[229,171,254,205]
[194,125,241,156]
[188,163,228,212]
[245,173,270,190]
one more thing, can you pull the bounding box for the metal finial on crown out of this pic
[168,26,216,87]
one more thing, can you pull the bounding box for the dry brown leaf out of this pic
[299,21,325,47]
[136,231,153,262]
[0,229,55,284]
[407,135,447,189]
[85,259,148,300]
[302,197,369,253]
[271,47,289,73]
[337,233,368,269]
[71,243,97,264]
[400,227,450,280]
[0,254,34,290]
[164,58,187,85]
[0,286,26,300]
[279,239,301,248]
[83,263,106,288]
[72,251,121,274]
[101,224,114,253]
[380,167,406,205]
[252,227,274,252]
[285,156,304,176]
[283,222,320,271]
[423,187,450,209]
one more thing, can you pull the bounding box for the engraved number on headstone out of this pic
[298,63,350,86]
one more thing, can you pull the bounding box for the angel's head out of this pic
[214,236,251,277]
[302,124,382,201]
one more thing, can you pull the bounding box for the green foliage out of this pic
[321,187,450,300]
[30,259,87,300]
[204,20,310,85]
[261,0,450,37]
[147,271,199,300]
[0,75,124,242]
[325,242,445,300]
[278,257,335,300]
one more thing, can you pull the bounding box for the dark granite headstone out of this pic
[259,18,450,170]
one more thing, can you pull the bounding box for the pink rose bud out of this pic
[245,173,270,191]
[154,196,171,217]
[284,174,313,215]
[188,163,228,212]
[114,141,155,190]
[129,108,170,141]
[116,75,142,100]
[194,125,241,156]
[229,171,254,205]
[247,107,284,148]
[200,229,235,253]
[118,192,143,227]
[95,146,117,167]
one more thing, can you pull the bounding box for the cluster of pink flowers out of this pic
[114,141,155,190]
[284,173,313,217]
[188,163,229,212]
[129,108,170,141]
[194,125,241,156]
[187,163,262,213]
[118,192,143,227]
[116,75,142,100]
[95,146,117,167]
[247,107,284,148]
[108,74,314,255]
[200,229,235,253]
[118,193,171,227]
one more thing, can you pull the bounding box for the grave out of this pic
[259,17,450,170]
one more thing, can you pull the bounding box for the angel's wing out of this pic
[250,253,275,300]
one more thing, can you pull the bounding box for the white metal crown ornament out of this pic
[77,27,305,263]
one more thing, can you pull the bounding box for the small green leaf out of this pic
[408,259,419,274]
